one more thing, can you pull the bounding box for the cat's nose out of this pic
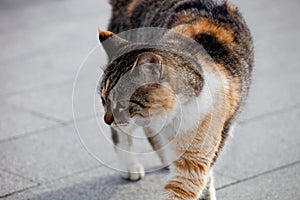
[104,113,114,125]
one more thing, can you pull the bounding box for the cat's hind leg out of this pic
[111,127,145,181]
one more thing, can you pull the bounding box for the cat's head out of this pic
[98,30,204,129]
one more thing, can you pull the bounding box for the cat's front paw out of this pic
[120,163,145,181]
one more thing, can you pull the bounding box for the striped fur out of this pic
[99,0,253,199]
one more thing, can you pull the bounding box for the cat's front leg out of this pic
[199,171,216,200]
[111,127,145,181]
[161,157,211,200]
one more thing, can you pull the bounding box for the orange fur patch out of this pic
[173,12,197,27]
[172,18,234,45]
[101,79,111,98]
[164,182,198,199]
[216,64,241,120]
[174,158,206,174]
[165,109,226,198]
[126,0,139,18]
[227,3,237,13]
[147,85,176,114]
[98,28,113,42]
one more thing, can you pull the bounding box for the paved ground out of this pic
[0,0,300,199]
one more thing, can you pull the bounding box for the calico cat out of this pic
[98,0,253,199]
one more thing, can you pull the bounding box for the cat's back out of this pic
[109,0,253,82]
[109,0,250,38]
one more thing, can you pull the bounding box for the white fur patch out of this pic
[169,68,222,135]
[143,68,223,165]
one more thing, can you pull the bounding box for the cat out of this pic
[98,0,253,199]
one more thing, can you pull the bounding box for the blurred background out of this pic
[0,0,299,199]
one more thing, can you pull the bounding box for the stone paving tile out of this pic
[0,170,37,198]
[0,102,58,141]
[2,96,299,199]
[3,166,164,200]
[215,107,300,180]
[72,117,162,171]
[0,0,110,96]
[5,47,106,122]
[0,0,109,34]
[234,0,300,122]
[2,165,235,200]
[0,116,237,199]
[1,0,300,199]
[217,162,300,200]
[0,123,99,183]
[5,82,98,123]
[0,112,165,186]
[240,42,300,122]
[0,23,104,96]
[214,173,237,189]
[60,117,237,185]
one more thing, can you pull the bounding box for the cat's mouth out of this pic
[111,116,133,127]
[112,122,129,127]
[112,115,150,128]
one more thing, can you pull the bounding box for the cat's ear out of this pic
[135,52,163,80]
[98,28,130,59]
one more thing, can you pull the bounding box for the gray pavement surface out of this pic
[0,0,300,199]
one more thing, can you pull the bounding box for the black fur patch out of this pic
[195,33,243,77]
[195,33,229,63]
